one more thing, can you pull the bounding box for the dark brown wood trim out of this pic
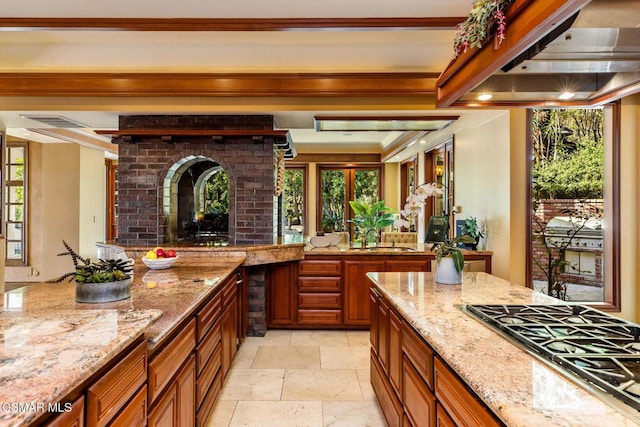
[436,0,590,107]
[0,17,465,32]
[293,153,381,163]
[525,109,533,290]
[0,72,439,97]
[609,101,622,312]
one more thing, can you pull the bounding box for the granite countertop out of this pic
[0,308,161,426]
[305,242,492,255]
[367,271,640,427]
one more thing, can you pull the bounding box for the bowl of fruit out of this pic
[142,247,178,270]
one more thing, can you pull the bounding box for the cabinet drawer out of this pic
[46,395,84,427]
[298,276,341,292]
[196,292,222,342]
[86,340,146,427]
[298,260,342,276]
[148,319,196,404]
[401,322,434,390]
[197,341,222,408]
[108,385,147,427]
[298,293,341,309]
[371,349,402,427]
[196,369,223,427]
[222,276,237,307]
[436,403,456,427]
[197,321,222,375]
[297,309,342,325]
[434,358,501,427]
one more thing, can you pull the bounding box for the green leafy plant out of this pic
[432,235,476,272]
[49,241,133,284]
[460,217,485,241]
[348,200,395,246]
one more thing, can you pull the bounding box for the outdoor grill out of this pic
[545,216,603,250]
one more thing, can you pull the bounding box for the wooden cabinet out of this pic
[296,259,342,327]
[344,260,385,326]
[87,340,147,427]
[267,262,297,327]
[385,260,430,272]
[148,355,196,427]
[46,396,84,427]
[371,286,501,427]
[221,289,238,380]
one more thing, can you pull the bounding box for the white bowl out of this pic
[142,255,178,270]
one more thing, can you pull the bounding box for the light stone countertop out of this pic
[0,308,161,426]
[367,271,640,427]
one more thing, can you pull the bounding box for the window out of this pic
[5,142,27,265]
[283,165,307,243]
[527,105,620,310]
[317,165,382,239]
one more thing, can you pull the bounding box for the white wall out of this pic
[454,112,512,280]
[79,146,106,260]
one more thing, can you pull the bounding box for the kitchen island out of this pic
[367,271,640,427]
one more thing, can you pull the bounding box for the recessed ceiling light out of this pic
[559,92,575,100]
[419,140,426,144]
[477,93,493,101]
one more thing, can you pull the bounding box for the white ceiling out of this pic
[0,0,508,161]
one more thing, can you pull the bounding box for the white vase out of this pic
[435,257,463,285]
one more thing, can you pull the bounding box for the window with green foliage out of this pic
[317,165,382,239]
[283,167,306,243]
[204,169,229,214]
[6,142,27,265]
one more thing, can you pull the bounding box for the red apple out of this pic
[155,248,165,258]
[165,249,177,258]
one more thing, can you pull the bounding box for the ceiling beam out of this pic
[0,72,439,97]
[0,17,464,32]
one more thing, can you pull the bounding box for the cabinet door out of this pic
[404,358,436,427]
[46,396,84,427]
[222,294,238,379]
[436,403,456,427]
[267,262,297,327]
[369,289,379,355]
[177,355,196,427]
[148,385,177,427]
[343,260,385,326]
[388,309,403,398]
[378,298,390,372]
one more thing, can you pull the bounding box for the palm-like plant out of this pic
[349,200,395,247]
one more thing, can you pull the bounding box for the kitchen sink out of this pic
[352,246,416,252]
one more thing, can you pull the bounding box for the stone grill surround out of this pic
[116,115,278,246]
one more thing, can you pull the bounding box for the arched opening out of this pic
[162,155,230,244]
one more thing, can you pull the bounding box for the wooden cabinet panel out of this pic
[298,276,341,292]
[369,289,379,355]
[86,341,147,427]
[197,342,221,408]
[148,355,196,427]
[196,322,221,376]
[385,260,430,272]
[404,357,436,427]
[370,349,403,427]
[267,262,297,327]
[436,403,456,427]
[108,385,147,427]
[221,293,238,380]
[297,309,342,325]
[402,322,434,390]
[388,309,403,398]
[344,260,385,326]
[148,319,196,405]
[196,369,222,427]
[378,298,390,372]
[298,260,342,276]
[434,358,501,427]
[46,396,84,427]
[298,292,341,309]
[196,292,221,342]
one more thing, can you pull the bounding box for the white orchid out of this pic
[414,182,444,202]
[404,197,423,215]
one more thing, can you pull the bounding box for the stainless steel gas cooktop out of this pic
[465,304,640,411]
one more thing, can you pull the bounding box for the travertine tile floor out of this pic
[207,330,386,427]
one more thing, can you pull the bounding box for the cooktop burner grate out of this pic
[465,304,640,411]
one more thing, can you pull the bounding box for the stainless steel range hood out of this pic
[459,0,640,105]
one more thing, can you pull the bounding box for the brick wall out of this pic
[116,115,278,246]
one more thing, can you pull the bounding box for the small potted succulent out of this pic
[50,241,134,303]
[431,235,476,284]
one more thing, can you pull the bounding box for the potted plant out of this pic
[348,200,395,248]
[431,235,476,284]
[50,241,134,303]
[459,217,485,250]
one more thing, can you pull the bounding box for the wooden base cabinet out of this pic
[370,287,502,427]
[148,355,196,427]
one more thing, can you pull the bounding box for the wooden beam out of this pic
[0,17,464,32]
[0,72,439,97]
[291,153,381,163]
[381,131,428,162]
